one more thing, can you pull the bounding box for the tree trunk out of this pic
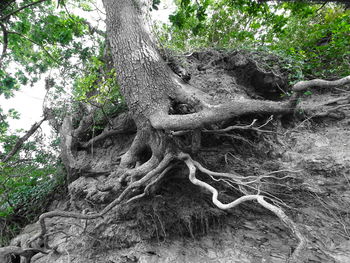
[102,0,189,171]
[102,0,177,126]
[102,0,297,136]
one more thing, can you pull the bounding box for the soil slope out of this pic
[7,50,350,263]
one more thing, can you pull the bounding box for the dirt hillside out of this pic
[8,50,350,263]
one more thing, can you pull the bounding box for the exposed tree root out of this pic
[9,147,307,262]
[292,76,350,92]
[151,75,350,131]
[180,153,307,263]
[0,246,48,263]
[22,153,174,251]
[5,75,349,262]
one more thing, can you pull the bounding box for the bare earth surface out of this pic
[8,50,350,263]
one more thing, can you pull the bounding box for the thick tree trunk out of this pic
[102,0,187,170]
[102,0,178,128]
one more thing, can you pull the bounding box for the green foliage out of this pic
[271,4,350,78]
[0,129,63,246]
[0,166,66,245]
[158,0,349,80]
[72,48,127,131]
[0,0,104,113]
[74,56,123,104]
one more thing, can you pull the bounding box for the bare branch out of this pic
[1,116,47,163]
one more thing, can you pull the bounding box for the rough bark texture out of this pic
[103,0,176,123]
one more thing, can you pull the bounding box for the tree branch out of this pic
[1,116,47,163]
[0,0,49,22]
[7,31,60,65]
[0,22,8,68]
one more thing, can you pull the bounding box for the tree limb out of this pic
[0,22,8,68]
[1,116,46,163]
[0,0,49,22]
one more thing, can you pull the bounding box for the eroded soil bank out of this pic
[8,50,350,263]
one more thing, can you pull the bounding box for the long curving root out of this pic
[179,153,307,263]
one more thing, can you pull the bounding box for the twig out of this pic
[0,0,49,21]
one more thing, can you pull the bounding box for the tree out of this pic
[1,0,350,262]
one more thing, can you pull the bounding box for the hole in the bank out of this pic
[10,254,21,263]
[138,146,152,164]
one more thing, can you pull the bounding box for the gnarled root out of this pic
[27,151,175,251]
[180,153,307,263]
[0,246,48,263]
[26,73,350,262]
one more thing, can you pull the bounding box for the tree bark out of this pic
[102,0,179,128]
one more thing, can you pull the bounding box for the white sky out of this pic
[0,0,175,135]
[0,80,47,131]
